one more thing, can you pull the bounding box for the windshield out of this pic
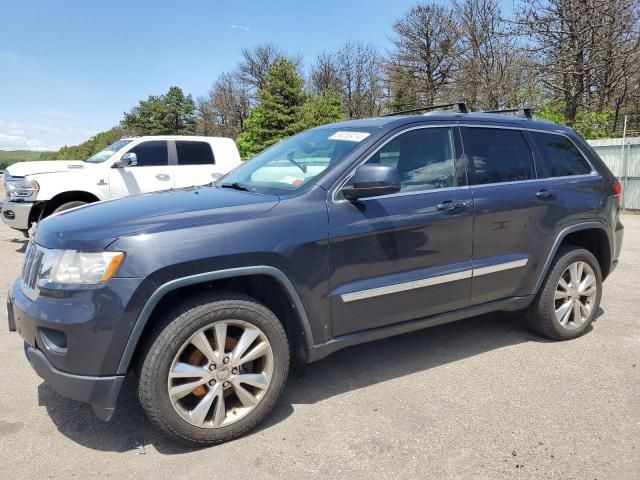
[85,139,133,163]
[218,127,376,195]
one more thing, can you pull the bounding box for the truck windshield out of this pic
[217,127,377,195]
[85,139,133,163]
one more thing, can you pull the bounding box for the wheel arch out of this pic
[40,190,101,219]
[533,222,613,294]
[117,266,315,375]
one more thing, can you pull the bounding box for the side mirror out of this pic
[112,152,137,168]
[342,164,401,201]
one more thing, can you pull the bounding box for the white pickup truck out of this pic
[1,135,241,235]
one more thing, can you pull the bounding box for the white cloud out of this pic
[229,24,250,32]
[0,120,100,151]
[0,133,49,151]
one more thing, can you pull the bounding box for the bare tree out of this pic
[309,52,343,95]
[388,3,461,106]
[336,41,383,118]
[197,72,249,138]
[451,0,536,110]
[237,43,302,101]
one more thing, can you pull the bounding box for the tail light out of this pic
[612,181,622,208]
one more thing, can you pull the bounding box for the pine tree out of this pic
[236,59,306,158]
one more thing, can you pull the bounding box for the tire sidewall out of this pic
[141,298,289,445]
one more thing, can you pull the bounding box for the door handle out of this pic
[437,200,466,212]
[536,189,557,199]
[156,174,170,181]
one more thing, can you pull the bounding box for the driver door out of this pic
[327,126,474,336]
[108,140,174,198]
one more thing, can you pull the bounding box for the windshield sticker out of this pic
[281,176,305,186]
[328,131,371,142]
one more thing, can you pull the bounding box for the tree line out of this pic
[42,0,640,161]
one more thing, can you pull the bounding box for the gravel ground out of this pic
[0,195,638,479]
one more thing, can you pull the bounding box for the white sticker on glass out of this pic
[328,131,371,142]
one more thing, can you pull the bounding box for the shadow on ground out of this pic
[8,238,28,253]
[37,308,604,455]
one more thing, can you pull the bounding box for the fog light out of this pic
[38,327,67,354]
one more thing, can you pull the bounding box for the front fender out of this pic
[115,266,315,374]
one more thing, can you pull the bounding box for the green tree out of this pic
[300,89,342,129]
[40,127,126,160]
[537,102,612,139]
[236,60,306,158]
[122,86,197,135]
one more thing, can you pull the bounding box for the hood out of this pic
[7,160,88,177]
[33,186,280,250]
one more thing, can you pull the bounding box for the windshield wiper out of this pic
[219,182,250,192]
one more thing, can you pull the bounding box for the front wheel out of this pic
[527,246,602,340]
[138,293,290,446]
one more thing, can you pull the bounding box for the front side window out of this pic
[363,127,457,192]
[127,141,168,166]
[176,141,215,165]
[530,132,591,177]
[463,128,535,184]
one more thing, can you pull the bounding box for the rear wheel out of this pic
[138,293,290,446]
[527,246,602,340]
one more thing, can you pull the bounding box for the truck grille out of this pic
[21,241,44,294]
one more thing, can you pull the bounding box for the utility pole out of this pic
[620,115,628,211]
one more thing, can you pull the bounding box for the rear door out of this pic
[108,140,174,197]
[172,140,219,189]
[461,126,569,305]
[327,125,474,337]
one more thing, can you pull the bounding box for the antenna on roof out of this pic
[382,102,468,117]
[483,107,533,119]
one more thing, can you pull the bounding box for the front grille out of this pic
[21,241,44,294]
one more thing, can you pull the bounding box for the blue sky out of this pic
[0,0,517,151]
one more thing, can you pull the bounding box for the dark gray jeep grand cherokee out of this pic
[8,107,624,446]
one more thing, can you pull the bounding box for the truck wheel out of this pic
[52,201,87,214]
[527,246,602,340]
[138,293,290,447]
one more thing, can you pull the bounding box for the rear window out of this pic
[463,128,535,184]
[530,132,591,177]
[176,141,215,165]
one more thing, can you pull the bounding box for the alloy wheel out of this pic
[167,319,274,428]
[554,261,598,330]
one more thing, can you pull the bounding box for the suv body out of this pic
[1,135,241,234]
[7,112,623,445]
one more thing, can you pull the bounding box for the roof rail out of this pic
[483,107,533,119]
[382,102,468,117]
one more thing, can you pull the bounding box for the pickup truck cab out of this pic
[1,135,241,235]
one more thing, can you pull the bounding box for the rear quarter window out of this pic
[176,141,215,165]
[531,132,591,177]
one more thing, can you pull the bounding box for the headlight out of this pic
[6,177,39,199]
[42,250,125,285]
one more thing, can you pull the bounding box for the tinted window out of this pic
[176,141,215,165]
[127,141,168,166]
[531,132,591,177]
[365,127,456,192]
[463,128,534,184]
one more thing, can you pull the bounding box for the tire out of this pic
[527,246,602,340]
[138,292,290,447]
[52,201,87,214]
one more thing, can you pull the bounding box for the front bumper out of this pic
[1,200,33,230]
[24,344,125,420]
[8,274,153,420]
